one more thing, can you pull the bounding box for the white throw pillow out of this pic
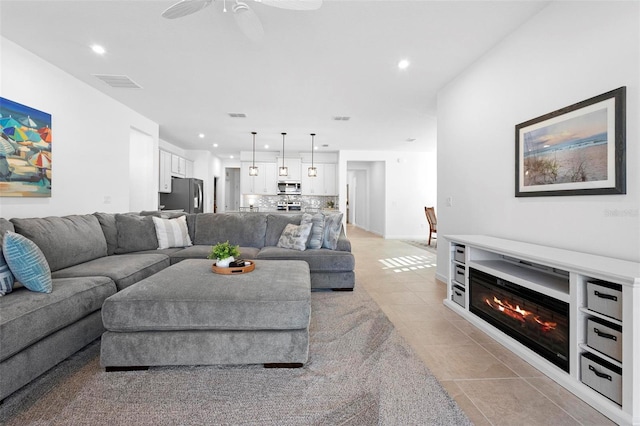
[152,215,193,249]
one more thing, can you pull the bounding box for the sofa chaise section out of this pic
[0,276,116,400]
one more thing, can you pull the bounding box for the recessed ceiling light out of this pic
[398,59,410,70]
[198,133,205,138]
[212,143,218,148]
[230,155,234,159]
[91,44,106,55]
[314,146,318,150]
[264,144,269,149]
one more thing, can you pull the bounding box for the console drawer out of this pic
[454,245,465,263]
[580,352,622,406]
[452,285,465,308]
[454,265,465,286]
[587,281,622,321]
[586,317,622,362]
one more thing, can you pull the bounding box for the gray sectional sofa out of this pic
[0,211,354,401]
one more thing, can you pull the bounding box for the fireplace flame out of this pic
[485,296,557,332]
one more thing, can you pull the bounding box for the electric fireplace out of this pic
[469,268,570,372]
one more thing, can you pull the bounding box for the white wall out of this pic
[437,1,640,281]
[129,128,156,211]
[339,150,437,239]
[0,37,159,218]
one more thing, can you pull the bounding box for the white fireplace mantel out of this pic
[444,235,640,426]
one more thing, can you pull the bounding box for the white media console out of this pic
[444,235,640,425]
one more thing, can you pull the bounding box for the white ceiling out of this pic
[0,0,549,158]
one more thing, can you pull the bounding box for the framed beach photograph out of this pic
[515,87,626,197]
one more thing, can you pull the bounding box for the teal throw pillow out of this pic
[0,248,14,296]
[3,231,52,294]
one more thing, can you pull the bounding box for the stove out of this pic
[277,201,301,211]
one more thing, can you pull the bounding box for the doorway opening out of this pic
[224,167,240,212]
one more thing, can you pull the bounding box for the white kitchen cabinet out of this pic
[171,154,186,177]
[301,163,337,195]
[276,157,301,181]
[159,150,172,193]
[241,162,277,195]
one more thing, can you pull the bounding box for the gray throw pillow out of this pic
[277,223,313,251]
[301,213,325,249]
[322,212,344,250]
[115,214,158,254]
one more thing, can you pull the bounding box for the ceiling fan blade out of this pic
[161,0,213,19]
[256,0,322,11]
[233,2,265,43]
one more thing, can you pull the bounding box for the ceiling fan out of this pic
[161,0,322,43]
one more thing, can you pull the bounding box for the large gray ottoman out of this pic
[100,259,311,369]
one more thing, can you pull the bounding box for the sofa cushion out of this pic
[257,246,355,272]
[301,213,325,249]
[115,214,158,254]
[152,216,192,249]
[0,276,116,362]
[277,223,312,251]
[51,253,169,291]
[322,212,344,250]
[194,213,267,248]
[0,219,15,296]
[11,215,108,272]
[3,231,52,293]
[93,212,118,255]
[169,245,260,265]
[264,214,302,247]
[0,249,14,296]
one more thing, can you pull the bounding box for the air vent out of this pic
[405,138,416,142]
[228,113,247,118]
[93,74,142,89]
[333,116,351,121]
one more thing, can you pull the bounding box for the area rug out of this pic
[401,239,438,255]
[0,287,470,425]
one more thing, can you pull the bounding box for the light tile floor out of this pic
[348,225,615,426]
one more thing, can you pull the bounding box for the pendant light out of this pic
[279,132,288,176]
[249,132,258,176]
[308,133,317,177]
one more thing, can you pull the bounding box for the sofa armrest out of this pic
[335,227,351,252]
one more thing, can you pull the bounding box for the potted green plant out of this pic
[208,241,241,267]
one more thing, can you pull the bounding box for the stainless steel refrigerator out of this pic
[160,177,204,213]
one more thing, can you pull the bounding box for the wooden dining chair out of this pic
[424,207,437,246]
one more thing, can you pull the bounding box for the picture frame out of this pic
[515,87,626,197]
[0,97,52,197]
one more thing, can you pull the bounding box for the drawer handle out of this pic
[588,365,612,381]
[594,328,617,341]
[454,291,463,297]
[456,249,464,253]
[593,290,617,302]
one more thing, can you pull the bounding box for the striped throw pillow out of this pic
[152,215,193,249]
[0,248,14,296]
[3,231,52,294]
